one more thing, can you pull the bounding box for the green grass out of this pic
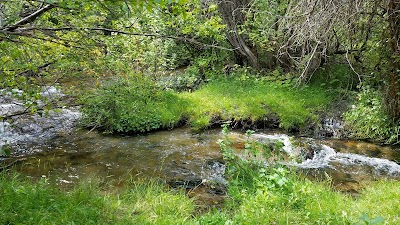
[222,178,400,225]
[1,172,399,224]
[0,174,194,225]
[180,78,334,130]
[81,74,336,133]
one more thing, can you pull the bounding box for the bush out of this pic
[343,87,399,144]
[81,74,188,133]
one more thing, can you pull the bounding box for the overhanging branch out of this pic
[2,4,55,31]
[3,26,237,51]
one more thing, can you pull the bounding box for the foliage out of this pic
[0,143,11,157]
[80,74,188,133]
[159,67,204,92]
[0,0,228,102]
[355,213,385,225]
[81,69,336,133]
[218,125,292,203]
[310,63,358,91]
[343,87,400,144]
[242,0,288,69]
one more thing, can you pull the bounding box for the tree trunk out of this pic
[216,0,259,69]
[386,0,400,121]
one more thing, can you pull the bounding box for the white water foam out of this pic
[297,144,336,169]
[332,153,400,176]
[253,133,400,177]
[296,144,400,176]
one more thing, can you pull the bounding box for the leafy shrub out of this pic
[218,125,293,202]
[343,87,399,144]
[81,74,188,133]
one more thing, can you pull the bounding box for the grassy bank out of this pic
[181,78,333,130]
[1,168,399,224]
[81,74,336,133]
[0,174,194,225]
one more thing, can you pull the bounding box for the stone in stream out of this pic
[166,160,227,207]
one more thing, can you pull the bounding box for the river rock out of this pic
[317,117,345,138]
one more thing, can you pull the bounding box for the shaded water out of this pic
[5,128,400,204]
[13,128,225,184]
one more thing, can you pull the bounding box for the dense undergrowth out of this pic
[81,70,336,133]
[79,61,399,143]
[1,127,400,224]
[80,74,189,133]
[343,87,400,144]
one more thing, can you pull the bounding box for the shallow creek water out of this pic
[6,127,400,206]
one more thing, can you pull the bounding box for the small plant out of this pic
[218,124,294,203]
[0,143,11,157]
[354,213,385,225]
[160,67,205,92]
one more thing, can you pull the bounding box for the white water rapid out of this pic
[253,133,400,177]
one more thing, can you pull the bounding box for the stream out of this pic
[3,127,400,207]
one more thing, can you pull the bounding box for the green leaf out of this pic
[370,217,385,224]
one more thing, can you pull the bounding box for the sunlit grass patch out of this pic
[81,74,336,133]
[181,78,334,130]
[0,173,194,225]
